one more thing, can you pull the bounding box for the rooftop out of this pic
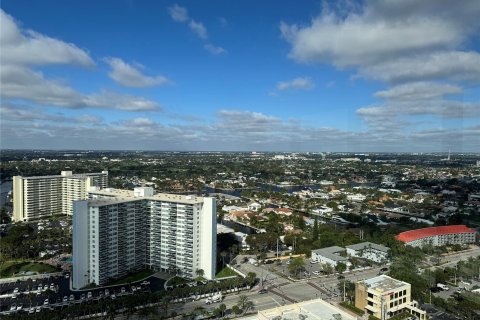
[396,225,476,243]
[346,242,390,253]
[312,246,348,262]
[241,298,356,320]
[87,187,206,205]
[18,172,107,180]
[362,275,409,293]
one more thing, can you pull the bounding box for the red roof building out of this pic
[396,225,477,247]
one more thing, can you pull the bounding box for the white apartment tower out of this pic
[72,187,216,289]
[13,171,108,222]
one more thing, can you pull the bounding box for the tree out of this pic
[218,303,227,317]
[195,268,205,278]
[288,257,305,276]
[335,262,347,274]
[237,294,251,313]
[313,217,319,241]
[231,305,242,316]
[220,251,228,268]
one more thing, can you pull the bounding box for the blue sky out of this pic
[1,0,479,152]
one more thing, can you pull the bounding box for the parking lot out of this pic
[0,273,165,315]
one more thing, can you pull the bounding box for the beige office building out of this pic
[13,171,108,222]
[355,275,426,320]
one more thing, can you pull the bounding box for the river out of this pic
[0,180,12,208]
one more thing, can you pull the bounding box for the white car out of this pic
[16,304,23,311]
[312,271,320,275]
[87,291,92,299]
[44,298,49,305]
[13,288,19,294]
[35,307,42,313]
[63,296,68,302]
[69,294,75,301]
[10,304,16,311]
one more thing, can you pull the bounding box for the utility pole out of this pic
[276,237,279,258]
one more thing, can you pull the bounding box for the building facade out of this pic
[396,225,477,248]
[346,242,390,263]
[355,275,426,320]
[72,187,216,289]
[13,171,108,222]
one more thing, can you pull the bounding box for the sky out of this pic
[0,0,479,152]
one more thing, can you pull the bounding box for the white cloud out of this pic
[0,64,161,111]
[104,57,171,87]
[2,108,478,152]
[0,10,162,113]
[204,44,226,55]
[82,91,161,111]
[280,1,479,67]
[1,9,94,67]
[168,4,189,23]
[189,20,207,39]
[359,51,480,83]
[374,82,463,101]
[276,77,315,91]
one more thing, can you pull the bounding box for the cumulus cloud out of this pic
[0,10,162,112]
[276,77,315,91]
[280,0,479,68]
[168,4,189,23]
[204,44,226,55]
[1,9,94,67]
[0,65,161,111]
[104,57,171,87]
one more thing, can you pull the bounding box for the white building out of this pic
[346,242,390,264]
[355,275,426,320]
[396,225,477,248]
[347,194,367,202]
[72,187,216,289]
[13,171,108,222]
[311,246,351,268]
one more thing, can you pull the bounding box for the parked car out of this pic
[63,296,68,302]
[121,287,126,294]
[69,294,75,301]
[87,291,92,299]
[10,304,17,311]
[258,289,268,294]
[35,307,41,313]
[43,299,49,305]
[312,271,320,276]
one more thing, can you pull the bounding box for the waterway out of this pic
[0,180,12,208]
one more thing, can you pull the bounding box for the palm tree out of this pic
[195,268,205,278]
[220,251,228,268]
[218,303,227,317]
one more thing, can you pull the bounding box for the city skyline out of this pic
[1,1,479,152]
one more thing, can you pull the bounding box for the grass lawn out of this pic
[108,269,155,285]
[216,266,237,278]
[0,261,59,278]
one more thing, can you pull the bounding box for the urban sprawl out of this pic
[0,150,479,320]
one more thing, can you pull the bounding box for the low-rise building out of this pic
[355,275,426,320]
[241,298,355,320]
[396,225,477,248]
[346,242,390,263]
[311,246,351,268]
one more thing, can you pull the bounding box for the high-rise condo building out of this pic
[72,187,216,289]
[13,171,108,222]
